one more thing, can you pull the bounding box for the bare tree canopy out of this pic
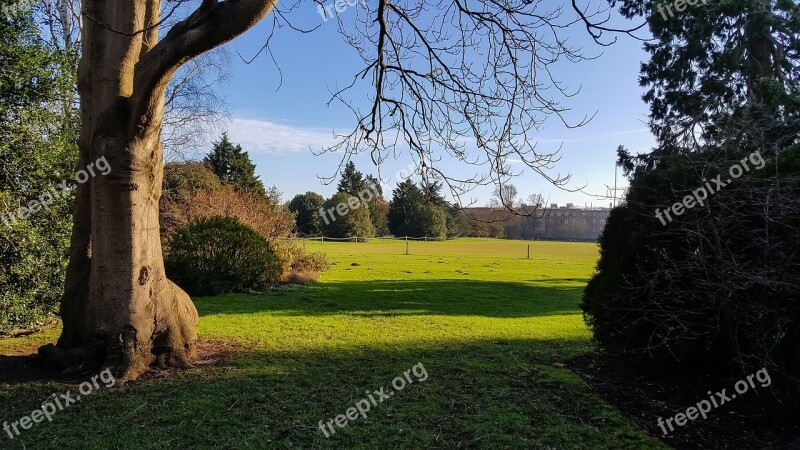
[319,0,637,205]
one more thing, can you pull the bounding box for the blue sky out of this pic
[212,1,655,207]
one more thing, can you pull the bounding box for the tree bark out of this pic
[43,0,278,381]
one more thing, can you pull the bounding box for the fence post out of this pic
[527,244,530,259]
[321,236,324,244]
[405,236,409,255]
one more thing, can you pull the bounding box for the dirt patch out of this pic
[0,340,243,385]
[567,353,800,449]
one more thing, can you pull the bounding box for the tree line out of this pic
[287,161,502,239]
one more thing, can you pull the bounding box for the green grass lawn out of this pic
[0,238,667,449]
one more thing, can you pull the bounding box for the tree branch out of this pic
[132,0,278,132]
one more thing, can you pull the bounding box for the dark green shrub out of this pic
[165,216,282,296]
[582,147,800,404]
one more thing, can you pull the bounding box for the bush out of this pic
[0,14,78,333]
[161,185,295,241]
[163,161,223,203]
[0,214,71,334]
[410,203,448,238]
[582,147,800,404]
[165,216,282,296]
[269,239,329,283]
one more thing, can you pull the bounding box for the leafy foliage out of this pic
[337,161,367,196]
[388,179,424,236]
[336,162,388,235]
[287,191,326,236]
[0,11,78,333]
[388,179,469,238]
[321,192,375,239]
[165,216,282,296]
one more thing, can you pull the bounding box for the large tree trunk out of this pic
[41,0,278,381]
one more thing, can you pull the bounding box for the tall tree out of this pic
[204,133,265,196]
[47,0,629,379]
[364,175,388,236]
[388,179,423,237]
[615,0,799,155]
[320,192,375,239]
[420,181,448,208]
[337,161,367,196]
[583,0,800,401]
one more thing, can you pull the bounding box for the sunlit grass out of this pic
[0,238,666,449]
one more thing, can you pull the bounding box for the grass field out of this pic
[0,239,667,449]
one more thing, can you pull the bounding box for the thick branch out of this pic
[132,0,278,132]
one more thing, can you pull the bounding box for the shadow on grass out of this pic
[0,338,668,449]
[194,279,586,319]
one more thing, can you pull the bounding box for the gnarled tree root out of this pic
[39,280,198,383]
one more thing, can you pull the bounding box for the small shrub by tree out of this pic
[165,216,282,296]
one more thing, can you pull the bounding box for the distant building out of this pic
[465,204,612,241]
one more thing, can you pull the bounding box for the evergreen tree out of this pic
[388,179,424,236]
[445,205,473,237]
[364,175,388,235]
[420,181,448,207]
[288,192,326,236]
[616,0,799,154]
[584,0,800,403]
[204,133,266,196]
[337,161,367,195]
[412,203,448,238]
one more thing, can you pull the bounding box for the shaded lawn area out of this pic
[0,239,666,449]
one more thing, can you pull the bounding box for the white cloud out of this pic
[226,118,337,153]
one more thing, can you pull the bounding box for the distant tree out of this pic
[364,175,383,198]
[526,194,544,207]
[420,181,448,207]
[204,133,265,196]
[388,180,424,236]
[412,203,448,239]
[288,192,326,236]
[519,215,543,240]
[364,175,388,235]
[445,206,473,238]
[321,192,375,239]
[491,184,520,208]
[488,223,505,238]
[337,161,367,196]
